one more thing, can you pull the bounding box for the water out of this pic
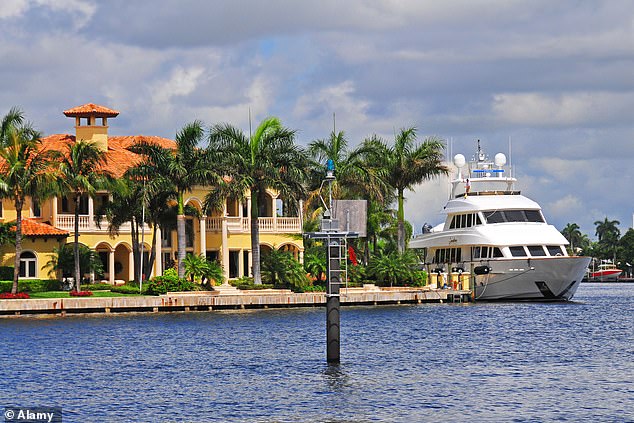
[1,283,633,422]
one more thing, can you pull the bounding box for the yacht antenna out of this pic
[508,136,513,178]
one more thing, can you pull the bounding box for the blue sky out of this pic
[1,0,633,238]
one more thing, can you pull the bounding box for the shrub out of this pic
[0,292,30,299]
[81,283,112,291]
[144,268,194,295]
[0,279,62,293]
[70,290,93,297]
[110,285,142,295]
[0,266,14,280]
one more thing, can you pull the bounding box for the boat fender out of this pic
[433,268,444,275]
[452,267,465,274]
[474,265,491,275]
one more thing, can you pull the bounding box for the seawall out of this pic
[0,285,471,317]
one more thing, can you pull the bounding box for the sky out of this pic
[1,0,633,239]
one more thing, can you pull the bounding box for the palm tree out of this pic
[207,117,308,284]
[561,222,583,255]
[57,140,113,291]
[307,130,387,207]
[0,108,58,294]
[594,217,620,261]
[369,127,448,253]
[130,121,219,279]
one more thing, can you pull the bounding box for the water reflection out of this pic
[0,284,632,422]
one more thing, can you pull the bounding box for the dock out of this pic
[0,285,472,317]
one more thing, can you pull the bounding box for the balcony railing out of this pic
[55,214,150,233]
[205,216,301,234]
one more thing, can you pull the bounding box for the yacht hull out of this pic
[473,256,591,301]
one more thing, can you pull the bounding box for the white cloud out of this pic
[492,92,634,127]
[0,0,28,19]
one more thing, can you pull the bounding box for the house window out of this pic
[206,250,219,263]
[78,196,89,214]
[19,251,37,278]
[32,199,41,218]
[61,197,69,213]
[229,251,239,278]
[243,250,250,277]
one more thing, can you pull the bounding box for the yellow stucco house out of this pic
[0,103,303,283]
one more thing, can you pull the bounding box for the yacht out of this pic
[409,141,591,300]
[587,262,622,282]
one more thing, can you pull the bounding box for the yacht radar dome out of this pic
[453,154,466,168]
[494,153,507,167]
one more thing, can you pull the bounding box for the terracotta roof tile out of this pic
[63,103,120,117]
[39,134,177,178]
[11,219,69,237]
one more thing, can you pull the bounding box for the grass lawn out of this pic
[28,291,143,299]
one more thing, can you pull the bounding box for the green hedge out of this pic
[0,279,62,293]
[0,267,14,280]
[110,285,143,295]
[144,268,194,295]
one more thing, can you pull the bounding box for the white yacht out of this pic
[409,141,591,301]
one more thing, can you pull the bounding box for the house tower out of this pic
[63,103,120,151]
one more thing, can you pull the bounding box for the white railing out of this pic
[55,215,91,231]
[205,216,301,234]
[275,217,301,232]
[55,214,150,233]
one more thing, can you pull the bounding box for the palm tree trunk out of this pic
[131,218,140,283]
[177,214,186,279]
[146,224,158,279]
[397,189,405,254]
[74,194,81,291]
[11,201,23,294]
[251,190,262,284]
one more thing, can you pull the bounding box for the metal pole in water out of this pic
[326,237,341,363]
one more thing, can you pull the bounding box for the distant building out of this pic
[0,104,303,282]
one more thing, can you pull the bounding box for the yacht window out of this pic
[525,210,544,223]
[547,246,565,256]
[493,247,503,258]
[527,245,547,256]
[466,214,473,227]
[509,246,527,257]
[434,248,462,263]
[485,211,505,223]
[450,216,456,229]
[475,214,483,225]
[472,246,481,259]
[505,210,525,222]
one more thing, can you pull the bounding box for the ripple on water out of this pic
[0,283,633,422]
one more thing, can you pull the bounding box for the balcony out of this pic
[55,214,150,233]
[205,216,301,234]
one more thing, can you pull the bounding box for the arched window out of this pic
[19,251,37,278]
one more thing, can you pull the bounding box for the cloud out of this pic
[0,0,28,19]
[492,92,634,127]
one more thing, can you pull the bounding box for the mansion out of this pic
[0,104,304,283]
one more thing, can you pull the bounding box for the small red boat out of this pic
[588,263,622,281]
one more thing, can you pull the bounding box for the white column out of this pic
[128,250,134,282]
[299,250,304,264]
[52,197,58,226]
[199,216,207,257]
[248,250,253,277]
[88,196,94,229]
[221,216,229,282]
[238,249,244,278]
[108,250,115,285]
[155,226,162,277]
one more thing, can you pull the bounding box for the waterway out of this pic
[1,283,633,422]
